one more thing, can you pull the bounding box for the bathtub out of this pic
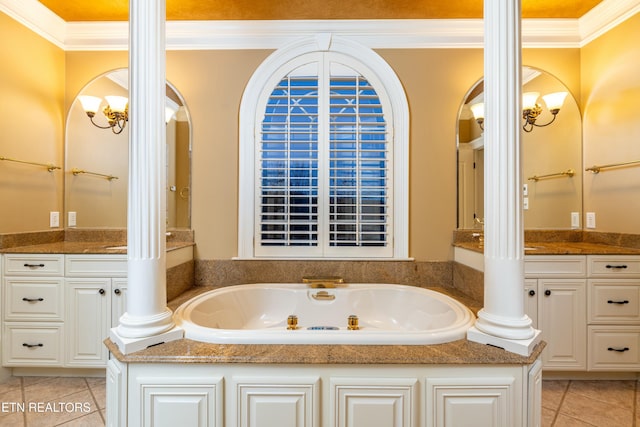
[173,283,476,345]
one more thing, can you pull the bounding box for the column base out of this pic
[467,326,542,357]
[110,325,184,355]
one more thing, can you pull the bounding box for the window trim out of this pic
[238,34,409,259]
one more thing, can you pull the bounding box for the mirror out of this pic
[457,66,582,230]
[65,68,191,229]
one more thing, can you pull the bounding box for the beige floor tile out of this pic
[553,413,598,427]
[567,380,636,410]
[21,376,55,388]
[24,389,99,427]
[57,410,105,426]
[541,405,557,427]
[560,389,633,427]
[86,377,106,410]
[0,376,22,394]
[0,411,26,427]
[23,377,89,403]
[542,380,568,411]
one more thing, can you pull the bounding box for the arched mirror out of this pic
[65,68,191,229]
[457,66,582,230]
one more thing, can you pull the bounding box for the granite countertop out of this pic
[455,241,640,255]
[0,241,194,254]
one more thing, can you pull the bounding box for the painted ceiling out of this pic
[37,0,604,21]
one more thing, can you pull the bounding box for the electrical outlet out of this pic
[586,212,596,229]
[571,212,580,228]
[68,211,77,227]
[523,197,529,210]
[49,211,60,228]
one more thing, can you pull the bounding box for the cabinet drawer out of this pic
[588,326,640,371]
[2,323,64,367]
[588,256,640,278]
[524,256,586,278]
[3,254,64,276]
[65,255,127,277]
[588,279,640,324]
[4,278,64,321]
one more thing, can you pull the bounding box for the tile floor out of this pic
[0,376,105,426]
[0,376,638,426]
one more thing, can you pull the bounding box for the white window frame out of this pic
[238,34,409,259]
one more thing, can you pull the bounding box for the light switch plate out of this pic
[68,211,77,227]
[586,212,596,229]
[571,212,580,228]
[49,211,59,228]
[523,197,529,210]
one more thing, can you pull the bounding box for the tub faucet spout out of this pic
[302,276,344,288]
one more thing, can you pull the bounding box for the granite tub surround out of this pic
[105,335,544,366]
[195,259,452,288]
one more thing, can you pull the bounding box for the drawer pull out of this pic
[607,300,630,305]
[23,263,45,268]
[607,347,630,352]
[606,264,628,269]
[22,297,44,302]
[22,343,44,348]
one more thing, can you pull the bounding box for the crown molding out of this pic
[1,0,638,51]
[579,0,640,46]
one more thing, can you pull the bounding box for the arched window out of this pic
[239,35,408,259]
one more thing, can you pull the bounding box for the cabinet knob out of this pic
[528,290,536,297]
[99,288,106,295]
[544,290,551,296]
[114,288,121,295]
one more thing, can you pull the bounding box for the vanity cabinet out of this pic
[524,256,587,371]
[2,254,66,367]
[524,254,640,372]
[65,255,127,368]
[1,253,127,369]
[587,256,640,371]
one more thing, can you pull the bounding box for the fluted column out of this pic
[110,0,183,354]
[466,0,541,356]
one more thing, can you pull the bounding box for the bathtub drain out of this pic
[307,326,339,330]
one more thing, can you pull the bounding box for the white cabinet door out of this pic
[65,278,110,367]
[111,278,128,328]
[230,376,320,427]
[426,376,517,427]
[539,279,587,370]
[330,377,418,427]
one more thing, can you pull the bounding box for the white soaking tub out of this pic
[173,283,475,345]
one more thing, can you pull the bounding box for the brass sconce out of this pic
[471,91,568,133]
[78,95,128,134]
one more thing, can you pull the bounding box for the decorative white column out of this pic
[466,0,541,356]
[110,0,183,354]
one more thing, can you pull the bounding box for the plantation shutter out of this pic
[256,55,391,257]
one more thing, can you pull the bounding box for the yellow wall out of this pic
[0,13,65,233]
[7,11,639,261]
[581,13,640,233]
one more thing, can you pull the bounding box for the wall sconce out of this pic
[78,95,128,134]
[522,91,568,132]
[471,91,568,133]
